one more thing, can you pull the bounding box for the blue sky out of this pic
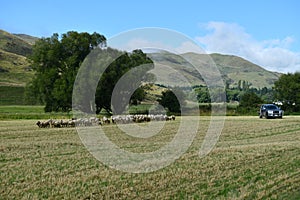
[1,0,299,73]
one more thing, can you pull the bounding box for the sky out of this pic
[1,0,299,73]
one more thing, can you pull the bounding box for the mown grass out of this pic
[0,116,299,199]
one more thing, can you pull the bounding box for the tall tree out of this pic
[274,72,300,112]
[95,49,153,114]
[26,31,106,112]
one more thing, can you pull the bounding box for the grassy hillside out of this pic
[185,52,281,88]
[210,53,281,88]
[148,52,281,88]
[0,29,33,57]
[13,33,39,45]
[148,52,205,87]
[0,49,34,86]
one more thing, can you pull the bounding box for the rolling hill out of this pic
[0,30,34,87]
[0,29,33,56]
[147,51,281,89]
[13,33,39,45]
[210,53,281,88]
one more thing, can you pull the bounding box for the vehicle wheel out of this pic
[265,113,269,119]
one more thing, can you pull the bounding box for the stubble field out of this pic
[1,116,300,199]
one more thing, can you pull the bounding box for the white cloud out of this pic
[196,22,300,73]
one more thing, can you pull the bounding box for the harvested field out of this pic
[1,116,299,199]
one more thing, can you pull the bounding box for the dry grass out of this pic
[1,116,300,199]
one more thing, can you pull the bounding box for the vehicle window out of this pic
[266,105,278,110]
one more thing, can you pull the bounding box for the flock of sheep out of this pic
[36,114,175,128]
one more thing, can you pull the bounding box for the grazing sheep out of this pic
[36,114,175,128]
[68,120,76,127]
[110,114,175,124]
[36,120,51,128]
[102,116,110,124]
[36,121,43,128]
[52,120,61,128]
[61,120,69,127]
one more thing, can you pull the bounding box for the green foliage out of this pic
[158,88,186,114]
[239,92,263,107]
[238,91,263,114]
[237,80,252,91]
[194,86,211,103]
[26,31,106,112]
[128,104,152,115]
[274,72,300,112]
[130,87,146,105]
[226,89,241,102]
[95,49,153,114]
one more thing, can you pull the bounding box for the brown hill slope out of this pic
[0,29,33,57]
[148,52,281,88]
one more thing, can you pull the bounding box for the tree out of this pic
[158,88,186,114]
[238,91,263,114]
[194,86,211,103]
[274,72,300,112]
[130,87,146,105]
[239,91,263,108]
[26,31,106,112]
[95,49,153,114]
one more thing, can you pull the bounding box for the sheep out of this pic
[68,120,76,127]
[36,120,51,128]
[60,120,69,127]
[51,120,62,128]
[102,116,110,124]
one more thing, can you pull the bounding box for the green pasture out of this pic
[0,105,71,119]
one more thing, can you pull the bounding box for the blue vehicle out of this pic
[259,104,283,119]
